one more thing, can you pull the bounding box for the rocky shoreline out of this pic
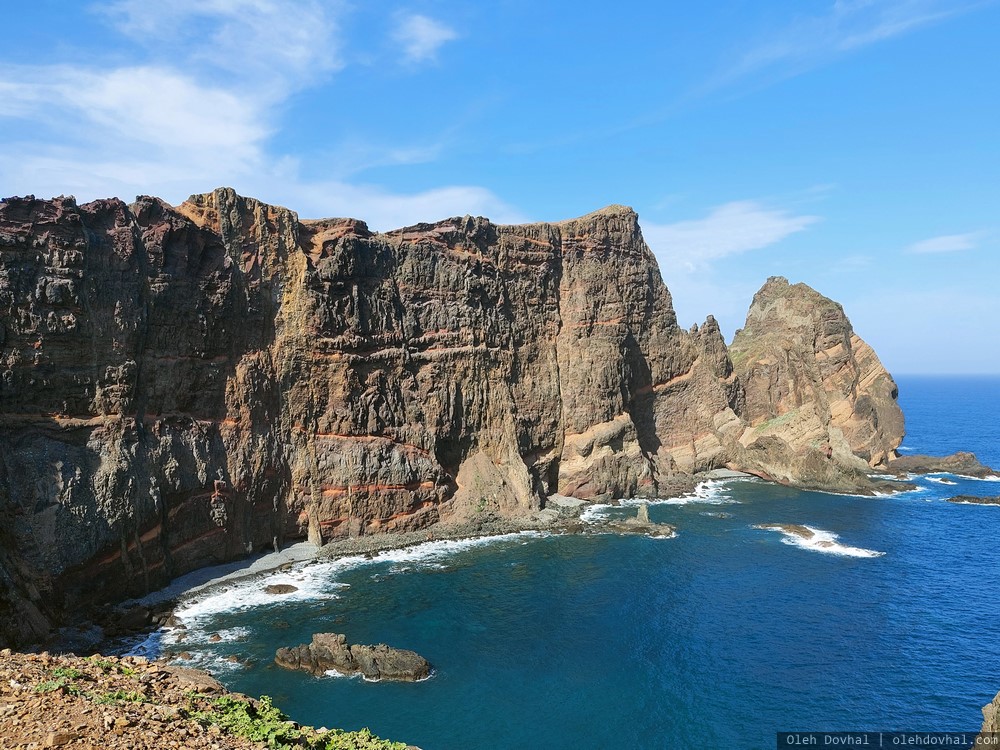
[40,459,1000,660]
[7,461,1000,746]
[0,650,413,749]
[0,191,913,652]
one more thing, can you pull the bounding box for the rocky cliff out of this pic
[728,276,905,492]
[0,189,904,647]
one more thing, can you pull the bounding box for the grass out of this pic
[192,695,408,750]
[30,658,409,748]
[51,667,84,680]
[92,689,146,705]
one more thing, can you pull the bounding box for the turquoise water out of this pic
[167,375,1000,749]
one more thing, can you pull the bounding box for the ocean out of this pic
[152,375,1000,749]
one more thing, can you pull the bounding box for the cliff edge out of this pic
[0,189,904,647]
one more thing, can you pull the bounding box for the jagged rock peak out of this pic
[553,204,638,223]
[729,276,904,486]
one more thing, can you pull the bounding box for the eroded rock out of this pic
[890,452,997,478]
[946,495,1000,506]
[0,191,908,648]
[275,632,431,682]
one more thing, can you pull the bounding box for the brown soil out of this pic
[0,650,273,749]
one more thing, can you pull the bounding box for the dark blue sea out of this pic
[159,375,1000,749]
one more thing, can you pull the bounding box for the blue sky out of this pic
[1,1,997,374]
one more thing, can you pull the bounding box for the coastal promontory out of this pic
[0,189,906,647]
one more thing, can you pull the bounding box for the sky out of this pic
[1,0,997,374]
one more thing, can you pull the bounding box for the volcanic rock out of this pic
[946,495,1000,506]
[729,277,905,491]
[0,190,906,647]
[889,452,997,478]
[275,632,431,681]
[264,584,299,595]
[981,690,1000,737]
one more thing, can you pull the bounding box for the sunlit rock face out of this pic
[0,190,903,646]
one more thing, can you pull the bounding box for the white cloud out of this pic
[716,0,990,87]
[906,231,986,253]
[97,0,342,88]
[391,13,458,64]
[264,178,528,230]
[0,2,512,231]
[0,64,269,194]
[642,201,820,272]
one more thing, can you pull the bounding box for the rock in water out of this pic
[264,584,299,595]
[275,633,431,681]
[0,190,906,648]
[946,495,1000,506]
[980,690,1000,741]
[889,452,996,478]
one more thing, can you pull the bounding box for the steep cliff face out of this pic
[727,277,903,490]
[0,190,904,647]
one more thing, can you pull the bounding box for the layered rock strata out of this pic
[0,189,905,647]
[727,277,906,492]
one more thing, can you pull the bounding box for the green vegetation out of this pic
[34,679,65,693]
[51,666,84,680]
[754,409,800,432]
[27,657,409,748]
[192,694,408,750]
[85,656,117,672]
[92,689,146,705]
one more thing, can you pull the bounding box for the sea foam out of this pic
[755,524,885,558]
[170,532,548,628]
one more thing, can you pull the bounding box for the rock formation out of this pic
[946,495,1000,506]
[889,452,996,478]
[981,691,1000,738]
[275,633,431,681]
[0,189,906,647]
[728,277,905,492]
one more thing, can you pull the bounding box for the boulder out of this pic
[264,584,299,595]
[275,633,431,682]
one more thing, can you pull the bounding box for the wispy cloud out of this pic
[715,0,992,88]
[391,13,459,64]
[1,0,342,193]
[96,0,342,88]
[906,231,986,253]
[0,2,509,228]
[266,177,528,229]
[642,201,820,272]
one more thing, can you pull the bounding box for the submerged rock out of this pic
[753,523,815,540]
[275,632,431,682]
[264,584,299,595]
[946,495,1000,506]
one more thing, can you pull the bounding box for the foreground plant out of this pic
[192,694,408,750]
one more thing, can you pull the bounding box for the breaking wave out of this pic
[754,524,885,558]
